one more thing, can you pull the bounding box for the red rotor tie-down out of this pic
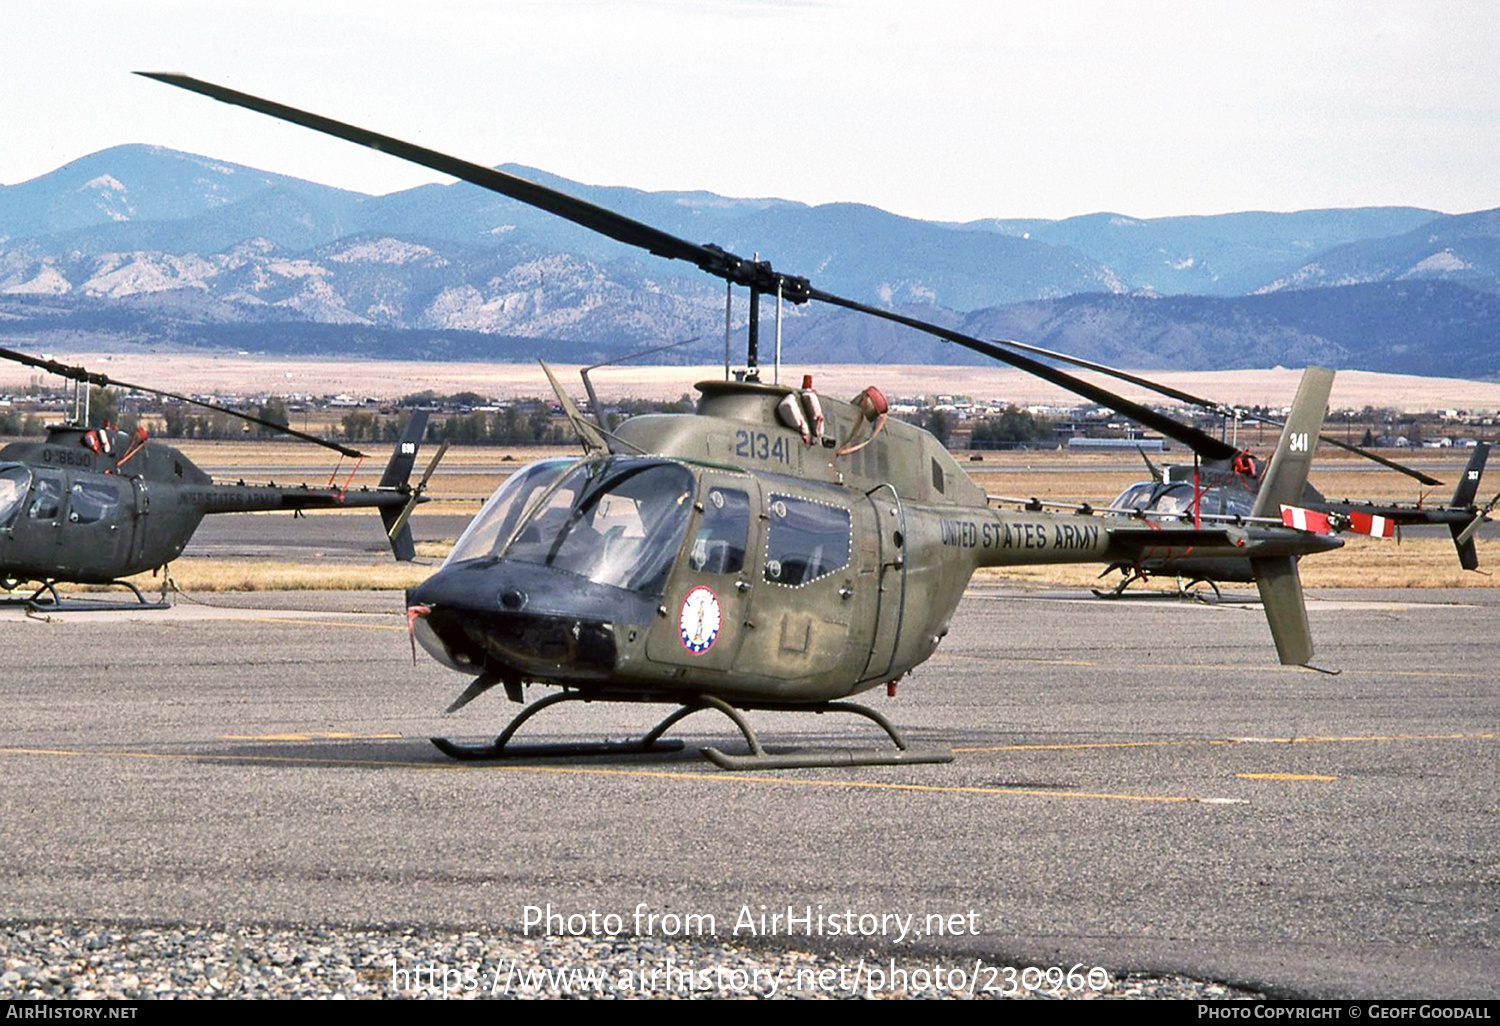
[406,604,431,664]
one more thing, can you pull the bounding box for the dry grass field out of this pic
[6,353,1500,412]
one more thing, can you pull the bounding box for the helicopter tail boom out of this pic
[187,413,433,560]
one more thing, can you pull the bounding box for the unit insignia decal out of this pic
[679,585,722,654]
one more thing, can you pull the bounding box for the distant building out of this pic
[1067,437,1168,452]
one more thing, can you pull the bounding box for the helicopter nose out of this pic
[404,559,656,683]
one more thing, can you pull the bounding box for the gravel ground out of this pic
[0,921,1261,1000]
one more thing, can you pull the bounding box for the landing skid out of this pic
[1092,570,1222,604]
[432,691,953,771]
[2,578,171,612]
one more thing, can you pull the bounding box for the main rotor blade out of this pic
[807,289,1241,461]
[990,337,1443,487]
[135,73,802,299]
[0,346,365,459]
[988,338,1236,414]
[1304,434,1442,487]
[137,73,1243,463]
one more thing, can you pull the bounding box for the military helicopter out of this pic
[143,73,1349,770]
[978,340,1494,598]
[0,347,439,610]
[1094,443,1492,598]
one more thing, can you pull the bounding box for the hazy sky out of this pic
[4,0,1497,222]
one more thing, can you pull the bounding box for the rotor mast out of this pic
[746,285,760,380]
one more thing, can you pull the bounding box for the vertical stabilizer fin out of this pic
[1250,367,1335,520]
[1449,442,1489,571]
[377,411,430,561]
[1450,441,1489,507]
[378,410,428,489]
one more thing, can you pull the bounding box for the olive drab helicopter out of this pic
[145,72,1348,770]
[1095,442,1492,599]
[0,347,441,610]
[980,340,1495,598]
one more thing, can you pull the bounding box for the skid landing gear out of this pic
[1180,577,1222,604]
[1092,568,1147,599]
[431,691,954,771]
[2,578,171,612]
[1092,569,1221,603]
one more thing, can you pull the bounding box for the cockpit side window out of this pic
[1153,484,1194,516]
[1114,483,1158,512]
[28,475,61,522]
[0,466,31,529]
[688,487,749,575]
[68,480,119,526]
[763,493,850,587]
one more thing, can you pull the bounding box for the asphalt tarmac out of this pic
[180,510,476,564]
[1,576,1495,1000]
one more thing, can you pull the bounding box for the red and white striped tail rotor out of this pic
[1280,505,1335,534]
[1345,511,1397,539]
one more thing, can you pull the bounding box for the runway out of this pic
[0,581,1495,999]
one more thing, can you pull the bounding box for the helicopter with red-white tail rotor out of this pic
[142,72,1348,769]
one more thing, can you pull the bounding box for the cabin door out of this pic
[646,474,759,674]
[57,474,130,577]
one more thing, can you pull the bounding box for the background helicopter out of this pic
[0,347,440,610]
[144,72,1347,770]
[981,339,1494,597]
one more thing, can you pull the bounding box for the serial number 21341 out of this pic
[734,429,791,465]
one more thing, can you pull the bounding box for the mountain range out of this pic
[1,144,1496,378]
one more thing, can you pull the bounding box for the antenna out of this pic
[774,277,783,386]
[579,336,699,425]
